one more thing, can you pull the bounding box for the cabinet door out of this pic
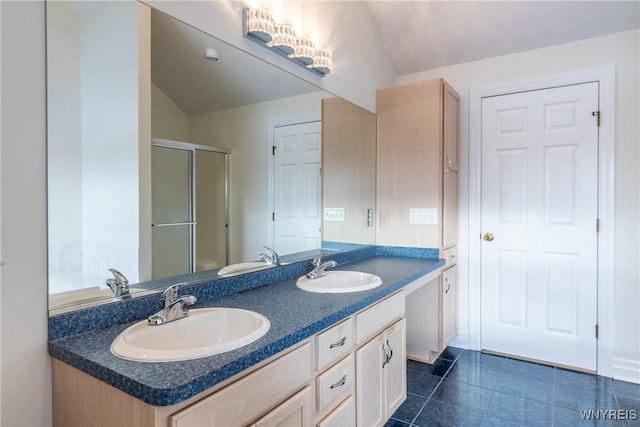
[355,334,385,427]
[442,82,460,249]
[249,387,313,427]
[376,80,443,248]
[384,319,406,417]
[442,265,458,346]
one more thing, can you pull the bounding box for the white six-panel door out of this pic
[480,82,599,371]
[273,121,322,256]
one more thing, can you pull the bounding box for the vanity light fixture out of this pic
[244,7,333,76]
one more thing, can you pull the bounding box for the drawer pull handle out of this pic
[330,375,347,389]
[386,339,393,362]
[329,336,347,348]
[445,278,451,294]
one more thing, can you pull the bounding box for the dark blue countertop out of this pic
[49,253,444,406]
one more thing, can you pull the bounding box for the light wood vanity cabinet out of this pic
[406,276,441,363]
[442,264,459,346]
[52,291,406,427]
[356,319,406,427]
[169,343,313,427]
[376,78,460,364]
[317,395,356,427]
[405,264,459,364]
[317,291,405,427]
[376,78,459,252]
[248,387,313,427]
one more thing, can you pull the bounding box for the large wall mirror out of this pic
[47,1,376,313]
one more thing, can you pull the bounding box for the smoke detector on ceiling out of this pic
[204,47,220,61]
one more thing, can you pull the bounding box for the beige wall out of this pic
[399,29,640,374]
[322,97,377,245]
[151,82,189,141]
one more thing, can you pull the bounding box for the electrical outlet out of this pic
[409,208,438,225]
[324,207,346,222]
[379,210,389,228]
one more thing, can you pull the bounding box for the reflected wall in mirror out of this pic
[47,1,376,313]
[322,98,377,244]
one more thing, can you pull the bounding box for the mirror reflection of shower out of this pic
[151,139,229,279]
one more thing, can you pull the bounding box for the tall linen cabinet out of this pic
[376,78,460,363]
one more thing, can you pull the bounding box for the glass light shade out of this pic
[290,37,315,65]
[244,7,333,77]
[310,48,332,74]
[267,23,296,55]
[246,9,275,43]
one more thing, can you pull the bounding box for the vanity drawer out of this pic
[316,355,354,413]
[356,291,405,344]
[170,343,311,427]
[317,395,355,427]
[442,246,458,267]
[316,318,354,371]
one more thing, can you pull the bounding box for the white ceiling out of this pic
[151,1,640,115]
[366,0,640,76]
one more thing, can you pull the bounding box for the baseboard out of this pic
[612,357,640,384]
[449,331,470,350]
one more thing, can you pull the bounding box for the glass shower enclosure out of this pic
[151,139,229,279]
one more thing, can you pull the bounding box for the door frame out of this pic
[266,114,321,249]
[467,67,616,376]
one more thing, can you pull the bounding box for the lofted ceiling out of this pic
[366,0,640,76]
[150,9,321,117]
[151,1,640,116]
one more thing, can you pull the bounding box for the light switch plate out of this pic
[324,207,346,222]
[409,208,438,225]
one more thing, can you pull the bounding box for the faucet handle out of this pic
[162,283,186,307]
[311,255,323,267]
[106,268,129,297]
[108,268,128,285]
[263,246,280,265]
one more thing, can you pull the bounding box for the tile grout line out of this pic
[550,365,557,426]
[478,350,509,427]
[408,351,463,427]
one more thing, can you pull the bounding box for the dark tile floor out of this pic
[386,347,640,427]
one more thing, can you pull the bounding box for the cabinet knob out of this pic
[483,232,495,242]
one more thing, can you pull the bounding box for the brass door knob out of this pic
[483,232,495,242]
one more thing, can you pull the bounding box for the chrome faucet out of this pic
[106,268,129,297]
[306,254,337,279]
[259,246,280,266]
[147,283,197,326]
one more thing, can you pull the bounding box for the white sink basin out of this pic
[217,261,268,276]
[49,288,143,310]
[111,308,270,362]
[296,271,383,293]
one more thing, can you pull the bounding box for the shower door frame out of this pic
[151,138,230,274]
